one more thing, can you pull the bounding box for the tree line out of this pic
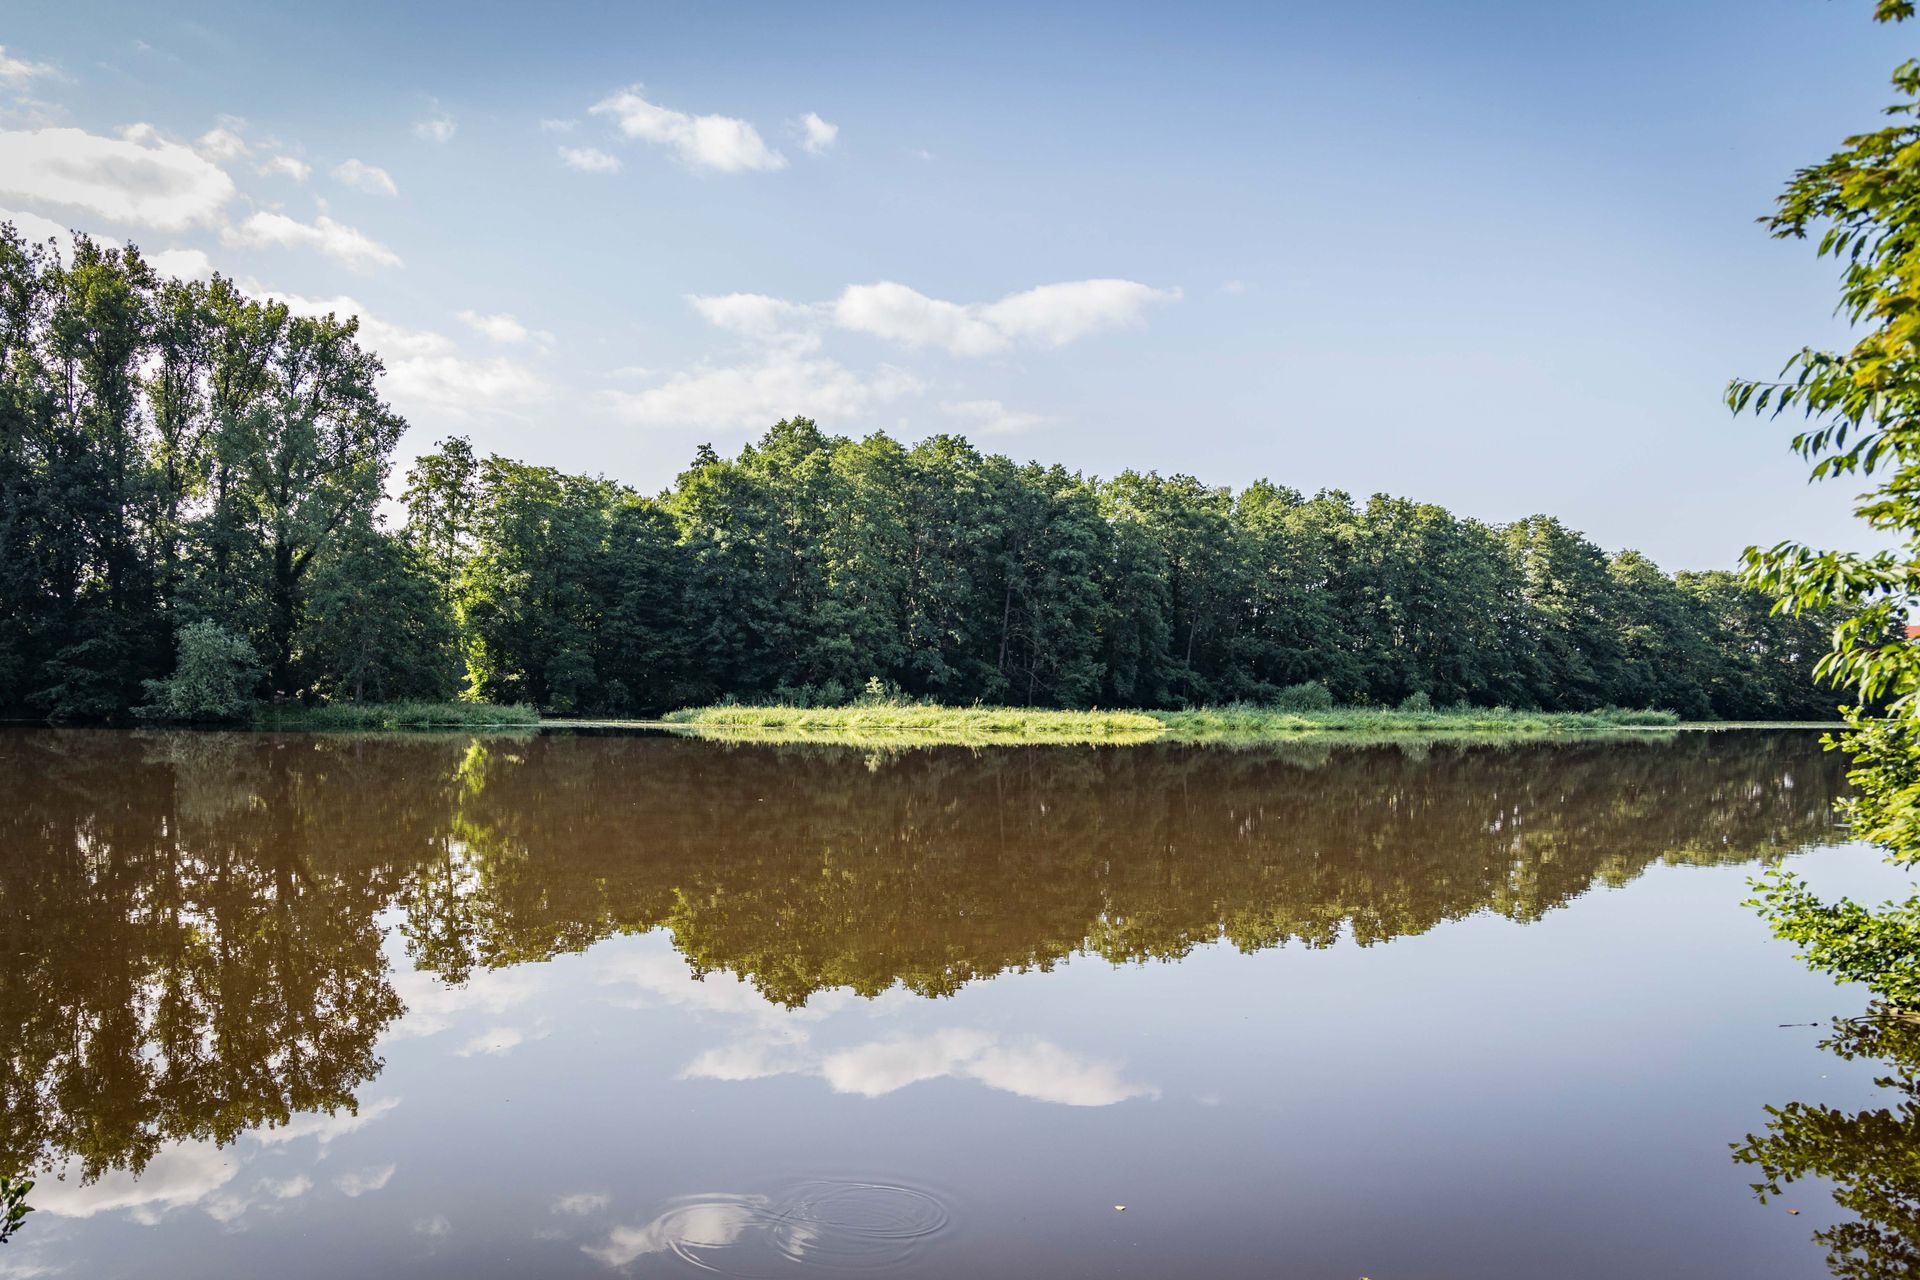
[0,227,1845,720]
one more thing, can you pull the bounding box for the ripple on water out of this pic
[652,1180,953,1275]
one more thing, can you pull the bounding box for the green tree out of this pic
[1729,1,1920,1005]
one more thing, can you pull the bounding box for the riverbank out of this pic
[250,701,541,730]
[653,702,1685,746]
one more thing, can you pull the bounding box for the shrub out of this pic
[1271,681,1334,711]
[1399,690,1435,713]
[136,622,262,723]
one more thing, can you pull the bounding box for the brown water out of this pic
[0,727,1908,1278]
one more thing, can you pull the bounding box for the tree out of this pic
[1729,1,1920,1006]
[136,620,261,722]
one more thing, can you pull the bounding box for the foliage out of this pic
[1732,1010,1920,1279]
[0,1173,28,1244]
[0,238,1848,724]
[135,620,260,722]
[1729,4,1920,1006]
[660,700,1682,746]
[250,701,539,730]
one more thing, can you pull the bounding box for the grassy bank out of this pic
[251,701,540,731]
[658,703,1167,746]
[657,701,1683,746]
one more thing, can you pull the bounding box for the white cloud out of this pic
[686,292,818,343]
[1220,278,1248,294]
[267,291,548,422]
[797,112,838,155]
[589,86,785,173]
[333,1164,398,1197]
[196,126,248,163]
[333,158,398,196]
[262,1175,311,1199]
[982,279,1182,347]
[540,118,578,134]
[257,154,311,181]
[0,46,57,86]
[148,246,215,280]
[223,210,402,269]
[1,206,80,250]
[415,1214,453,1238]
[941,398,1050,436]
[605,349,919,433]
[832,279,1178,355]
[457,309,551,345]
[558,145,620,173]
[583,1198,765,1268]
[250,1096,401,1146]
[819,1031,1156,1106]
[0,125,235,231]
[834,282,1003,356]
[554,1192,611,1216]
[680,1026,1155,1107]
[31,1140,239,1221]
[414,103,456,144]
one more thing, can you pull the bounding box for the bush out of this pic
[1271,681,1334,711]
[136,622,262,723]
[1399,690,1435,713]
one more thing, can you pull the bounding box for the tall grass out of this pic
[660,700,1683,746]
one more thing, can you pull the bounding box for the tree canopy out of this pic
[0,225,1845,720]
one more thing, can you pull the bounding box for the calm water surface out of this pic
[0,728,1910,1278]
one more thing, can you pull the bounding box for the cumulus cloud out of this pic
[554,1192,611,1216]
[686,279,1177,358]
[414,103,456,144]
[589,86,785,173]
[257,154,311,181]
[605,349,918,433]
[223,210,402,269]
[333,158,398,196]
[333,1164,398,1197]
[0,46,57,86]
[457,309,543,344]
[833,282,1003,356]
[797,112,838,155]
[941,398,1050,436]
[31,1139,240,1222]
[584,1198,765,1268]
[559,145,620,173]
[818,1030,1156,1106]
[196,126,248,162]
[264,289,548,425]
[686,292,818,343]
[148,246,215,280]
[0,124,235,231]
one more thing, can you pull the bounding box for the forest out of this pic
[0,228,1848,721]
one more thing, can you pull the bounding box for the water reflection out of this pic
[1734,1011,1920,1279]
[0,729,1846,1209]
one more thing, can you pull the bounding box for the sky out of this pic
[0,0,1907,570]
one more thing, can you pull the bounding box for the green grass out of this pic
[251,701,540,731]
[1151,703,1680,741]
[659,703,1167,746]
[657,701,1683,747]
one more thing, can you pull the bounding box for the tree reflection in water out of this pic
[1734,1011,1920,1279]
[0,727,1848,1197]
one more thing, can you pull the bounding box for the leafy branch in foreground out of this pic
[0,1174,31,1244]
[1733,4,1920,1007]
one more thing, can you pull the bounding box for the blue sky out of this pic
[0,1,1906,569]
